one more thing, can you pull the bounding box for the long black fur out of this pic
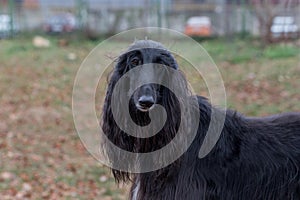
[102,40,300,200]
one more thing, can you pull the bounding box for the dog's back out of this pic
[187,108,300,200]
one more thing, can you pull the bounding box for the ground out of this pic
[0,35,299,199]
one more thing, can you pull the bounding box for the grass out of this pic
[263,45,299,59]
[0,34,299,199]
[201,38,299,63]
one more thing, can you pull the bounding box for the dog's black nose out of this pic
[138,96,154,109]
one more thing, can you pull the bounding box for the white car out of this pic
[0,14,18,38]
[0,15,10,38]
[271,16,299,39]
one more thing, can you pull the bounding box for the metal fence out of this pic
[0,0,299,38]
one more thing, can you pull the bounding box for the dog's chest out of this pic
[131,179,140,200]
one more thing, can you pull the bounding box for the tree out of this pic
[251,0,295,44]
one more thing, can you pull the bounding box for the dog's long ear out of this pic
[102,51,135,184]
[114,52,129,75]
[105,52,129,94]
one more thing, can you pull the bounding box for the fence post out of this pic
[241,0,246,38]
[157,0,161,27]
[9,0,14,38]
[76,0,83,30]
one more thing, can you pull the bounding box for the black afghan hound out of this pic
[102,40,300,200]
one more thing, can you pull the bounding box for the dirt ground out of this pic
[0,37,299,199]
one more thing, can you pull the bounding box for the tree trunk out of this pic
[264,17,274,44]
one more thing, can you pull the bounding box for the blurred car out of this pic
[43,13,76,33]
[184,16,212,37]
[271,16,299,40]
[0,14,19,38]
[0,14,11,38]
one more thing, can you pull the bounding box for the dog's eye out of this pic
[130,58,140,67]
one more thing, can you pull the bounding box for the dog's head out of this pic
[114,40,179,112]
[103,40,194,182]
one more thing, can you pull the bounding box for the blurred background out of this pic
[0,0,299,199]
[0,0,299,41]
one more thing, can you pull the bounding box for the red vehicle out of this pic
[184,16,212,37]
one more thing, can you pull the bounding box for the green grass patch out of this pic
[263,45,299,59]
